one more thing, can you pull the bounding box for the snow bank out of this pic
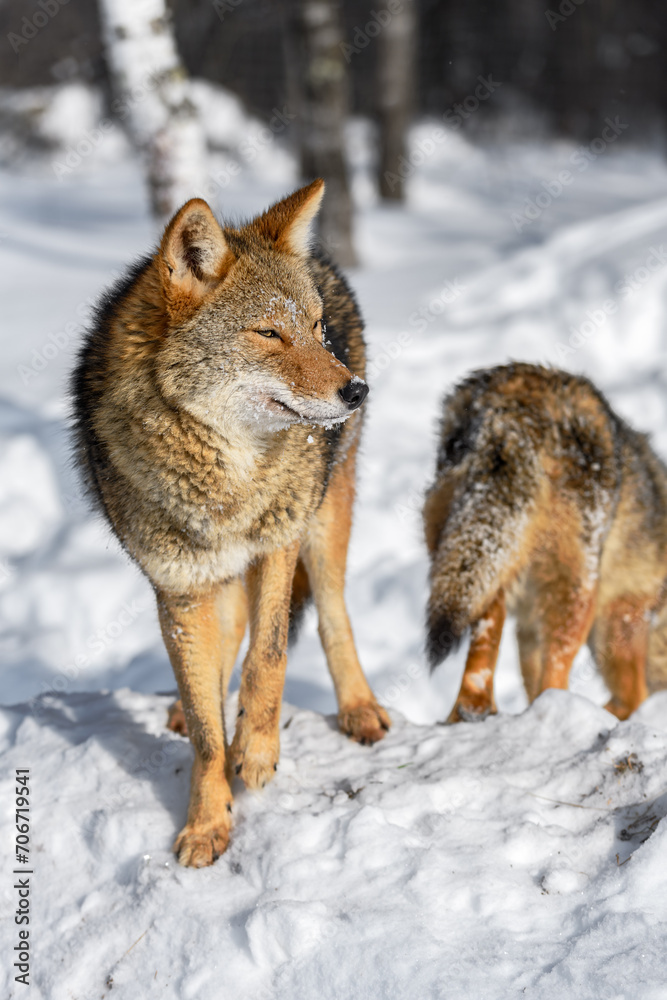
[2,689,667,998]
[0,80,294,186]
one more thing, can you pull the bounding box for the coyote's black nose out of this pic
[339,379,369,411]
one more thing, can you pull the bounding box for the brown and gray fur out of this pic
[71,180,389,867]
[424,362,667,724]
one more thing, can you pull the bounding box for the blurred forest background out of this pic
[2,0,666,134]
[1,0,666,265]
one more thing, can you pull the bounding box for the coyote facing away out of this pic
[424,363,667,723]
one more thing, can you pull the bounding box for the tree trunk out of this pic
[377,0,418,201]
[96,0,208,221]
[293,0,356,267]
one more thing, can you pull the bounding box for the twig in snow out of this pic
[507,785,615,811]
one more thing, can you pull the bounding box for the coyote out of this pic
[72,180,389,867]
[424,363,667,723]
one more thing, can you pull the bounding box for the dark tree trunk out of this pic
[292,0,356,267]
[377,0,418,201]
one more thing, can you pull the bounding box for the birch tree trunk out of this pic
[377,0,417,201]
[96,0,208,221]
[293,0,356,267]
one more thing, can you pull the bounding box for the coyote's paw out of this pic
[230,722,280,791]
[604,698,633,721]
[446,702,496,725]
[167,699,188,736]
[339,702,391,745]
[174,816,231,868]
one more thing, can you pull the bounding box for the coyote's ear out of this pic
[159,199,233,318]
[253,179,325,258]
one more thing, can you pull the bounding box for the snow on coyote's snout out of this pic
[71,180,389,867]
[424,362,667,723]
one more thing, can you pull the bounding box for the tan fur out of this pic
[72,181,388,867]
[446,591,505,723]
[424,363,667,723]
[301,441,391,742]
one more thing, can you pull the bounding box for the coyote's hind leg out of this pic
[595,596,650,720]
[515,581,542,704]
[536,579,596,696]
[231,542,299,790]
[447,591,505,723]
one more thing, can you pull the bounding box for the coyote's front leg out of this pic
[157,586,232,868]
[231,542,300,789]
[166,577,248,737]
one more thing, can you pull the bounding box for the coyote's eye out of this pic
[256,329,281,340]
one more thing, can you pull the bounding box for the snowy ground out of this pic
[3,106,667,997]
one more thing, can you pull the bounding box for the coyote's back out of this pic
[424,363,667,722]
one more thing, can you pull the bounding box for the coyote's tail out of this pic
[426,419,541,669]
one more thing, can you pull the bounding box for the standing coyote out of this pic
[72,180,389,867]
[424,363,667,723]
